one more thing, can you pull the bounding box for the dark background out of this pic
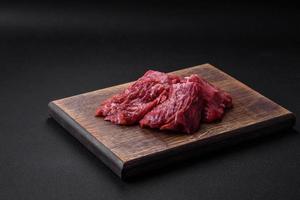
[1,2,300,200]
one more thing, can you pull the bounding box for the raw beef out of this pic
[184,74,232,122]
[95,70,180,125]
[139,81,203,134]
[95,70,233,134]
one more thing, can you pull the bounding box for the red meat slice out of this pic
[184,74,232,122]
[139,81,203,134]
[95,70,180,125]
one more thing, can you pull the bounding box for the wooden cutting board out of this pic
[48,63,295,179]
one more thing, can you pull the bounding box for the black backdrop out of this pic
[1,2,300,200]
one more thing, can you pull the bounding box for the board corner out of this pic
[283,112,296,127]
[48,100,57,109]
[47,98,125,179]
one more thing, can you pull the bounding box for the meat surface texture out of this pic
[95,70,232,133]
[95,70,180,125]
[184,75,232,123]
[140,81,204,134]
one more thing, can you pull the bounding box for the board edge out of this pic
[48,101,124,178]
[121,112,296,179]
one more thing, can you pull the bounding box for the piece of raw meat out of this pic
[95,70,180,125]
[139,81,203,134]
[184,74,232,122]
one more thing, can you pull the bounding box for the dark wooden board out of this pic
[48,64,295,179]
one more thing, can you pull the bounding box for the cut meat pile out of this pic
[95,70,232,134]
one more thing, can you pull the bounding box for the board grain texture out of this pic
[48,64,295,179]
